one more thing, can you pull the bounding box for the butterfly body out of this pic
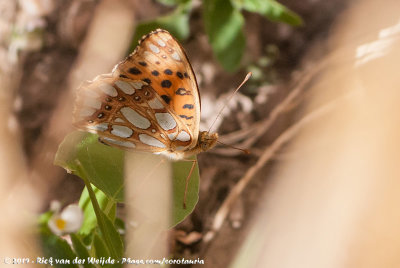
[73,29,218,160]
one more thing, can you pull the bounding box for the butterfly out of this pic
[73,29,218,160]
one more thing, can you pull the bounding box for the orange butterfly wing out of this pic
[116,29,201,146]
[73,29,201,158]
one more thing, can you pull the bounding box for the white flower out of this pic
[48,204,83,235]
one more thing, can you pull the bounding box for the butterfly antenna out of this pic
[208,72,252,133]
[217,140,251,155]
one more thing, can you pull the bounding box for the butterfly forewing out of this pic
[73,29,201,155]
[117,30,201,144]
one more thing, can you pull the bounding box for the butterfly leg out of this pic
[181,158,197,209]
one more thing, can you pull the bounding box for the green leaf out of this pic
[38,211,53,225]
[91,231,122,268]
[54,131,124,202]
[77,169,124,260]
[172,157,200,226]
[79,186,116,236]
[92,233,110,258]
[204,0,246,72]
[233,0,303,26]
[98,210,124,260]
[70,234,95,268]
[130,4,191,50]
[156,0,191,6]
[40,231,78,268]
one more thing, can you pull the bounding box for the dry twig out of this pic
[214,55,345,156]
[203,92,355,246]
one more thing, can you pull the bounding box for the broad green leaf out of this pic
[70,234,95,268]
[233,0,303,26]
[40,230,78,268]
[172,157,199,226]
[79,186,116,236]
[55,131,124,202]
[204,0,245,72]
[130,4,191,50]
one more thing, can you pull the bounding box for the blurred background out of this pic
[1,0,400,267]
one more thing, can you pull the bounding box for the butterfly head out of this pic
[197,131,218,152]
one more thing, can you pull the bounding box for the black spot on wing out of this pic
[176,72,184,79]
[129,67,141,75]
[179,115,193,120]
[139,61,147,66]
[161,80,172,88]
[164,69,173,75]
[161,95,171,104]
[119,74,128,78]
[151,70,159,76]
[142,78,151,84]
[183,104,194,109]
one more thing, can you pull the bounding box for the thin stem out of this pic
[75,160,119,259]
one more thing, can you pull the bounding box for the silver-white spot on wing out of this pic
[157,39,166,47]
[121,107,151,129]
[130,81,145,89]
[114,118,124,123]
[167,133,176,140]
[115,81,135,95]
[148,98,164,109]
[171,51,181,61]
[149,44,160,54]
[139,134,166,148]
[111,125,133,138]
[155,113,176,130]
[87,123,109,132]
[159,33,170,42]
[102,137,135,148]
[176,131,191,142]
[99,83,118,97]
